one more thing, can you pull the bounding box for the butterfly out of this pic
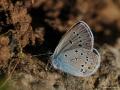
[51,21,101,77]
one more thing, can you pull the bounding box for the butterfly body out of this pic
[51,21,100,77]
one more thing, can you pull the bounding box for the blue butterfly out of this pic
[51,21,100,77]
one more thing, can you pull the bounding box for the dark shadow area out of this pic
[0,9,14,35]
[93,22,120,46]
[24,5,63,56]
[59,0,77,21]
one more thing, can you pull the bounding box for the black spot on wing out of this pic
[81,53,83,55]
[81,65,84,67]
[65,54,67,57]
[75,50,78,53]
[78,44,82,47]
[69,40,72,44]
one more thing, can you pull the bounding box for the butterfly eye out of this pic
[73,32,75,34]
[77,33,79,36]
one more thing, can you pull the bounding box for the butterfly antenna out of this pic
[32,52,53,56]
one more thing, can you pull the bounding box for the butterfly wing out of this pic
[53,21,94,58]
[52,48,100,77]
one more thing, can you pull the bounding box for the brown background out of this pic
[0,0,120,90]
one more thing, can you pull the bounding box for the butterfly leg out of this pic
[45,59,53,71]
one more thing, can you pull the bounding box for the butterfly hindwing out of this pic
[52,48,100,77]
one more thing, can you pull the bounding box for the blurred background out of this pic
[0,0,120,90]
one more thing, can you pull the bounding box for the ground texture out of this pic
[0,0,120,90]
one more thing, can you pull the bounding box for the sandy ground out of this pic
[0,0,120,90]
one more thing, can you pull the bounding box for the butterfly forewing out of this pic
[53,21,94,57]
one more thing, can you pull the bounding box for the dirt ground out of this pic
[0,0,120,90]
